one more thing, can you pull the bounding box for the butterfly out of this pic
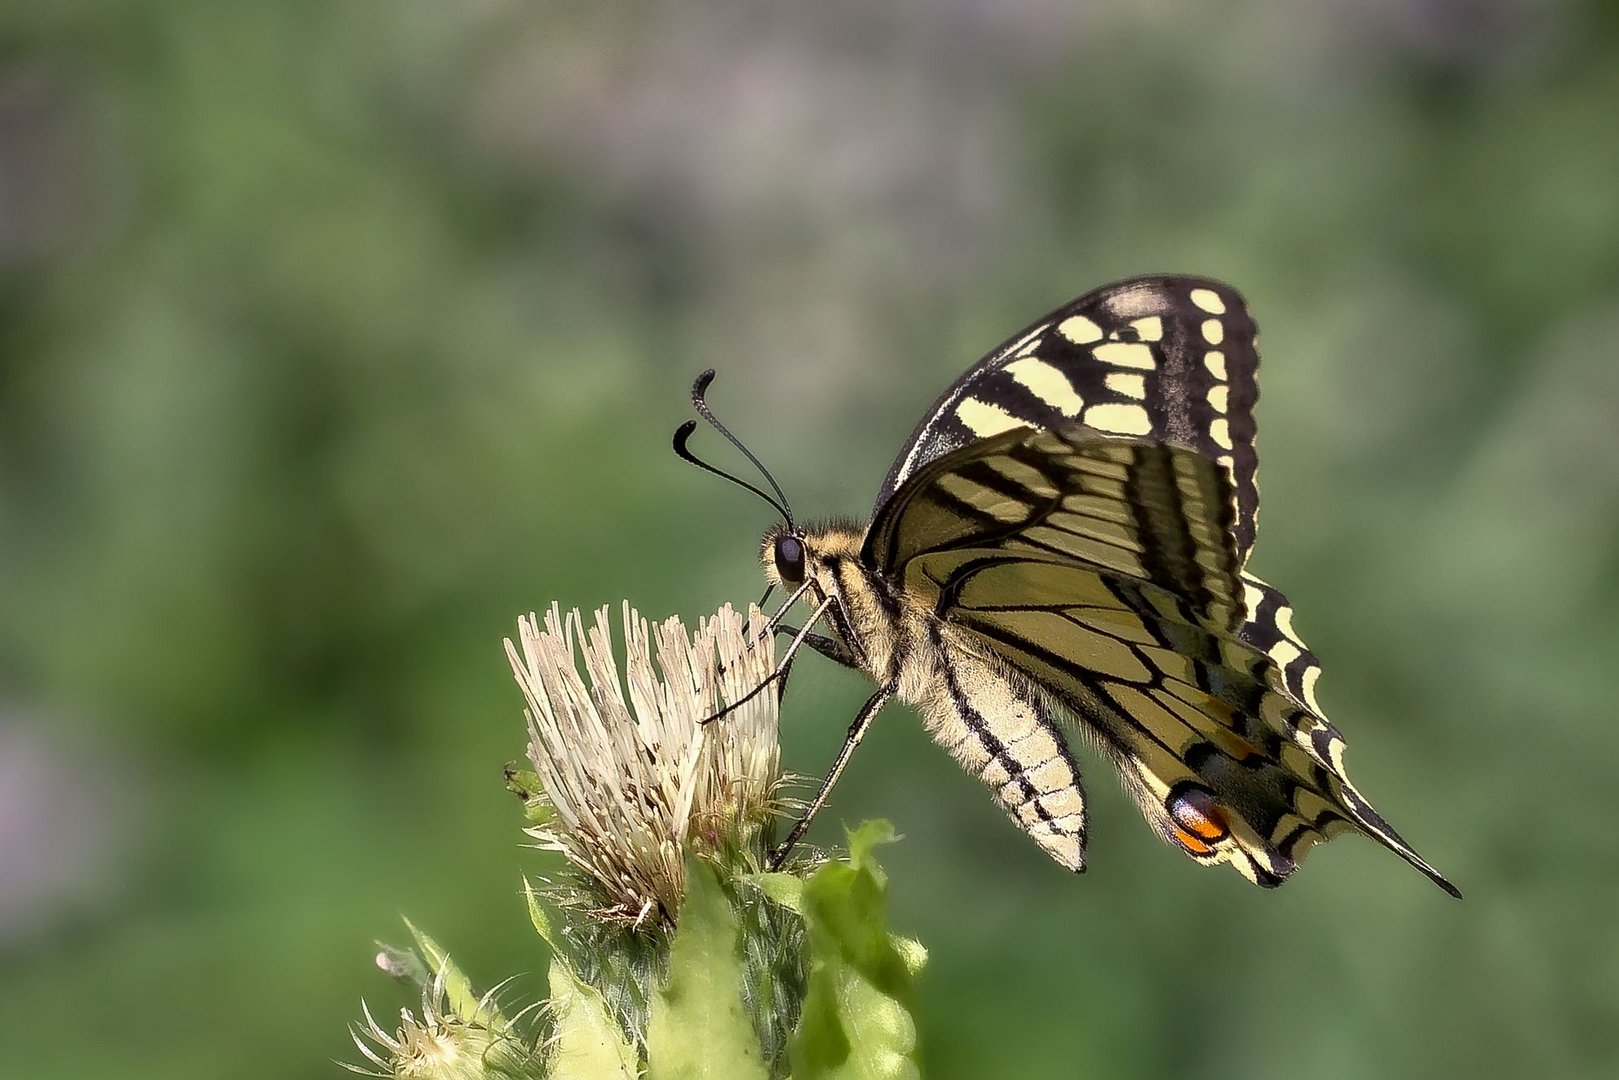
[675,275,1458,896]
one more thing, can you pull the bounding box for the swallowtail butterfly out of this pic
[676,275,1458,895]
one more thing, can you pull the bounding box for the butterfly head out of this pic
[758,519,865,591]
[764,527,807,587]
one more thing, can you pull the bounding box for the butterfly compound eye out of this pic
[773,535,806,585]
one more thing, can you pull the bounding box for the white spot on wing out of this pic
[1324,730,1348,775]
[1207,384,1229,412]
[1104,371,1146,398]
[1083,402,1153,435]
[1058,315,1104,344]
[1210,417,1232,449]
[1093,341,1156,370]
[955,398,1024,438]
[1275,603,1299,643]
[1190,288,1226,314]
[1202,319,1225,345]
[1129,316,1164,342]
[1301,666,1323,713]
[1005,357,1084,417]
[1270,639,1301,669]
[1205,351,1227,380]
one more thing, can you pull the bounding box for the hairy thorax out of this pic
[761,519,1089,870]
[766,521,932,693]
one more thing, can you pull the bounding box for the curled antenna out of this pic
[673,369,796,529]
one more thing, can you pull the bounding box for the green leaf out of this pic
[646,858,767,1080]
[788,822,921,1080]
[403,917,507,1028]
[743,870,926,976]
[546,956,640,1080]
[522,877,561,951]
[525,880,640,1078]
[741,871,807,915]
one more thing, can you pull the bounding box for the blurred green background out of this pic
[3,2,1617,1077]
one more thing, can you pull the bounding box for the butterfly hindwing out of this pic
[876,275,1262,562]
[867,425,1456,893]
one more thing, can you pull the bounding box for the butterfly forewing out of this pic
[876,276,1261,563]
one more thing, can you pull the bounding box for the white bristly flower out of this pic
[345,970,539,1079]
[505,602,781,923]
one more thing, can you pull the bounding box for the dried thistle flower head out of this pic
[505,602,781,923]
[346,971,539,1080]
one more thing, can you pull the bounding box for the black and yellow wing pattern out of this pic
[865,276,1456,894]
[877,275,1261,561]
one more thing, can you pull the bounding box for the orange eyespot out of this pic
[1168,786,1229,844]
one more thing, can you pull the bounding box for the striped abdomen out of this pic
[908,624,1088,871]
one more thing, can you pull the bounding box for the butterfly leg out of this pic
[703,599,833,726]
[765,626,846,707]
[769,680,896,869]
[775,624,859,669]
